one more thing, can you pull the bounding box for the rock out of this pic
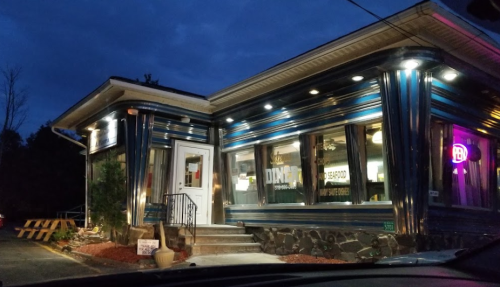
[357,232,374,246]
[284,234,295,251]
[139,225,155,240]
[378,236,389,247]
[357,247,378,258]
[380,246,392,257]
[278,228,291,233]
[276,246,288,255]
[340,240,363,253]
[340,252,357,262]
[336,233,346,243]
[344,232,356,241]
[128,227,146,245]
[309,230,321,240]
[275,233,286,248]
[311,247,323,257]
[324,244,342,259]
[264,241,276,254]
[298,236,314,254]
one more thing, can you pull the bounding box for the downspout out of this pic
[51,127,89,228]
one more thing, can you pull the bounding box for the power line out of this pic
[346,0,438,48]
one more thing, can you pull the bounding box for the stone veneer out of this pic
[247,227,497,263]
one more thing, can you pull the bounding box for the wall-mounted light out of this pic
[372,130,383,144]
[402,60,419,70]
[226,118,234,123]
[127,109,139,115]
[443,72,458,81]
[264,104,273,110]
[352,75,364,81]
[309,89,319,95]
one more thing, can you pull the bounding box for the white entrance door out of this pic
[171,140,213,225]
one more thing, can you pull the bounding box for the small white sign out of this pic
[137,239,159,255]
[188,163,198,172]
[429,190,439,197]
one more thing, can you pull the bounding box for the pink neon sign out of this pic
[452,143,468,163]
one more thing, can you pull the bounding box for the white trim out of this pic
[171,140,214,225]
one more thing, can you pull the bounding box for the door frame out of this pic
[170,139,214,225]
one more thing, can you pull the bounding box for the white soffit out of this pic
[207,2,500,112]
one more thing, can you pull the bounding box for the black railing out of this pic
[56,204,85,227]
[163,193,197,244]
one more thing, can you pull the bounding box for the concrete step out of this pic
[189,243,262,255]
[181,234,254,244]
[179,226,246,235]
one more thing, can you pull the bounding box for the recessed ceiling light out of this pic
[372,130,383,144]
[105,116,112,122]
[309,89,319,95]
[402,60,419,70]
[226,118,234,123]
[264,104,273,110]
[352,75,364,81]
[443,72,458,81]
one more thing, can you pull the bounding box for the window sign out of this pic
[263,140,304,204]
[316,130,351,203]
[137,239,159,255]
[452,143,468,163]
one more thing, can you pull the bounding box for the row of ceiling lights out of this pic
[225,60,459,123]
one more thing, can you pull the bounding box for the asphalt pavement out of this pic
[0,223,125,286]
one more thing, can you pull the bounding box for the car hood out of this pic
[376,249,466,265]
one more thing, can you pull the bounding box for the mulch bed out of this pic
[280,254,347,264]
[71,241,189,264]
[73,242,153,264]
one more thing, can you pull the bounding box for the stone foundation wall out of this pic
[247,227,497,263]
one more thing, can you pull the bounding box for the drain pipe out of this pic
[51,127,89,228]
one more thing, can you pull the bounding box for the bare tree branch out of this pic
[0,64,29,167]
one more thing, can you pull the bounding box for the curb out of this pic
[49,242,154,270]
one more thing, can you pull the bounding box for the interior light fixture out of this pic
[309,89,319,95]
[293,141,300,148]
[402,60,419,70]
[352,75,364,81]
[105,116,112,122]
[443,72,458,81]
[264,104,273,110]
[372,130,383,144]
[226,118,234,123]
[87,127,94,131]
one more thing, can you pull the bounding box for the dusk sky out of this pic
[1,0,499,138]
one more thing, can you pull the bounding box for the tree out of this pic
[90,151,127,246]
[136,73,159,85]
[0,65,28,167]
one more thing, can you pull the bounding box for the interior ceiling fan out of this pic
[324,138,345,151]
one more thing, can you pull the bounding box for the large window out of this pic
[263,139,304,204]
[146,149,169,204]
[430,122,492,209]
[451,126,490,208]
[365,122,388,201]
[226,149,258,205]
[316,130,350,202]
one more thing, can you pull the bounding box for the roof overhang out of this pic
[207,1,500,111]
[52,78,214,130]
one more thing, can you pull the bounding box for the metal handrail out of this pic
[56,204,85,227]
[163,193,197,244]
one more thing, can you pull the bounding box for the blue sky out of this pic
[1,0,499,137]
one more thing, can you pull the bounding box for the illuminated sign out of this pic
[452,143,468,163]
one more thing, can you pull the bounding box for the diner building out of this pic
[52,1,500,257]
